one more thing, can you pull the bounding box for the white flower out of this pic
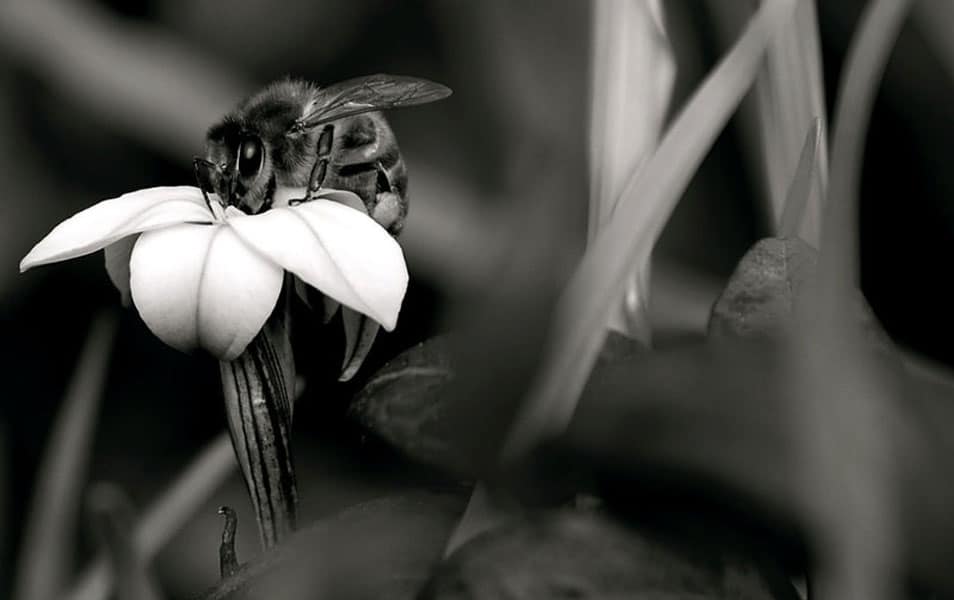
[20,186,408,361]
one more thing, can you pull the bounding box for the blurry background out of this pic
[0,0,952,597]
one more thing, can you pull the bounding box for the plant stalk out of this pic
[219,290,297,548]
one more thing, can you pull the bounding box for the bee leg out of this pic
[305,125,335,202]
[372,161,408,234]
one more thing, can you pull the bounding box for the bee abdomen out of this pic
[323,113,409,233]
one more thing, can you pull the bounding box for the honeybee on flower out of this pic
[21,73,451,548]
[21,74,450,366]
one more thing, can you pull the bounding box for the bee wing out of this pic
[292,74,451,132]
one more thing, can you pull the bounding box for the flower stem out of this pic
[219,290,297,548]
[217,506,239,578]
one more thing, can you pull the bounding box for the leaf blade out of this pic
[13,312,118,600]
[502,0,798,460]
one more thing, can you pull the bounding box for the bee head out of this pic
[200,120,272,214]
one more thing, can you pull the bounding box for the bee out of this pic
[194,74,452,234]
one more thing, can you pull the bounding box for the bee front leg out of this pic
[371,161,407,234]
[305,125,335,202]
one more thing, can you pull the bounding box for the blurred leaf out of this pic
[68,434,236,600]
[0,0,249,158]
[423,509,798,600]
[14,311,117,600]
[86,484,163,600]
[914,1,954,84]
[706,0,827,244]
[756,0,829,245]
[588,0,675,343]
[778,118,824,240]
[434,0,590,475]
[502,0,798,460]
[351,330,649,561]
[441,484,520,560]
[596,329,651,363]
[588,0,674,238]
[795,0,914,595]
[351,333,648,473]
[349,336,456,469]
[523,333,954,596]
[198,493,465,600]
[817,0,912,308]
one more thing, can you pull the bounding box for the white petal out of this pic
[271,186,366,211]
[288,189,363,321]
[339,306,379,382]
[20,186,214,271]
[271,187,306,209]
[129,223,283,360]
[314,189,368,212]
[104,235,138,307]
[227,200,408,330]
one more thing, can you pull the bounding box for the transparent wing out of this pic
[292,74,451,132]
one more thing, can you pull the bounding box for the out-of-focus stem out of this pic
[13,311,117,600]
[708,0,828,244]
[802,1,913,598]
[219,292,297,549]
[779,117,823,239]
[86,484,162,600]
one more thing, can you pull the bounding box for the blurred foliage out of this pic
[423,509,799,600]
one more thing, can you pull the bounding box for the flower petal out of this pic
[287,187,364,321]
[271,186,367,211]
[294,276,342,324]
[104,235,138,307]
[339,306,379,382]
[129,223,283,360]
[20,186,213,271]
[227,198,408,330]
[314,189,368,212]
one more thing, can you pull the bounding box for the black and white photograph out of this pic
[2,1,954,598]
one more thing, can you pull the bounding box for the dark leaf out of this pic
[523,334,954,597]
[349,334,648,472]
[349,337,457,469]
[422,509,798,600]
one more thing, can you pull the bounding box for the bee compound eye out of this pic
[238,138,263,178]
